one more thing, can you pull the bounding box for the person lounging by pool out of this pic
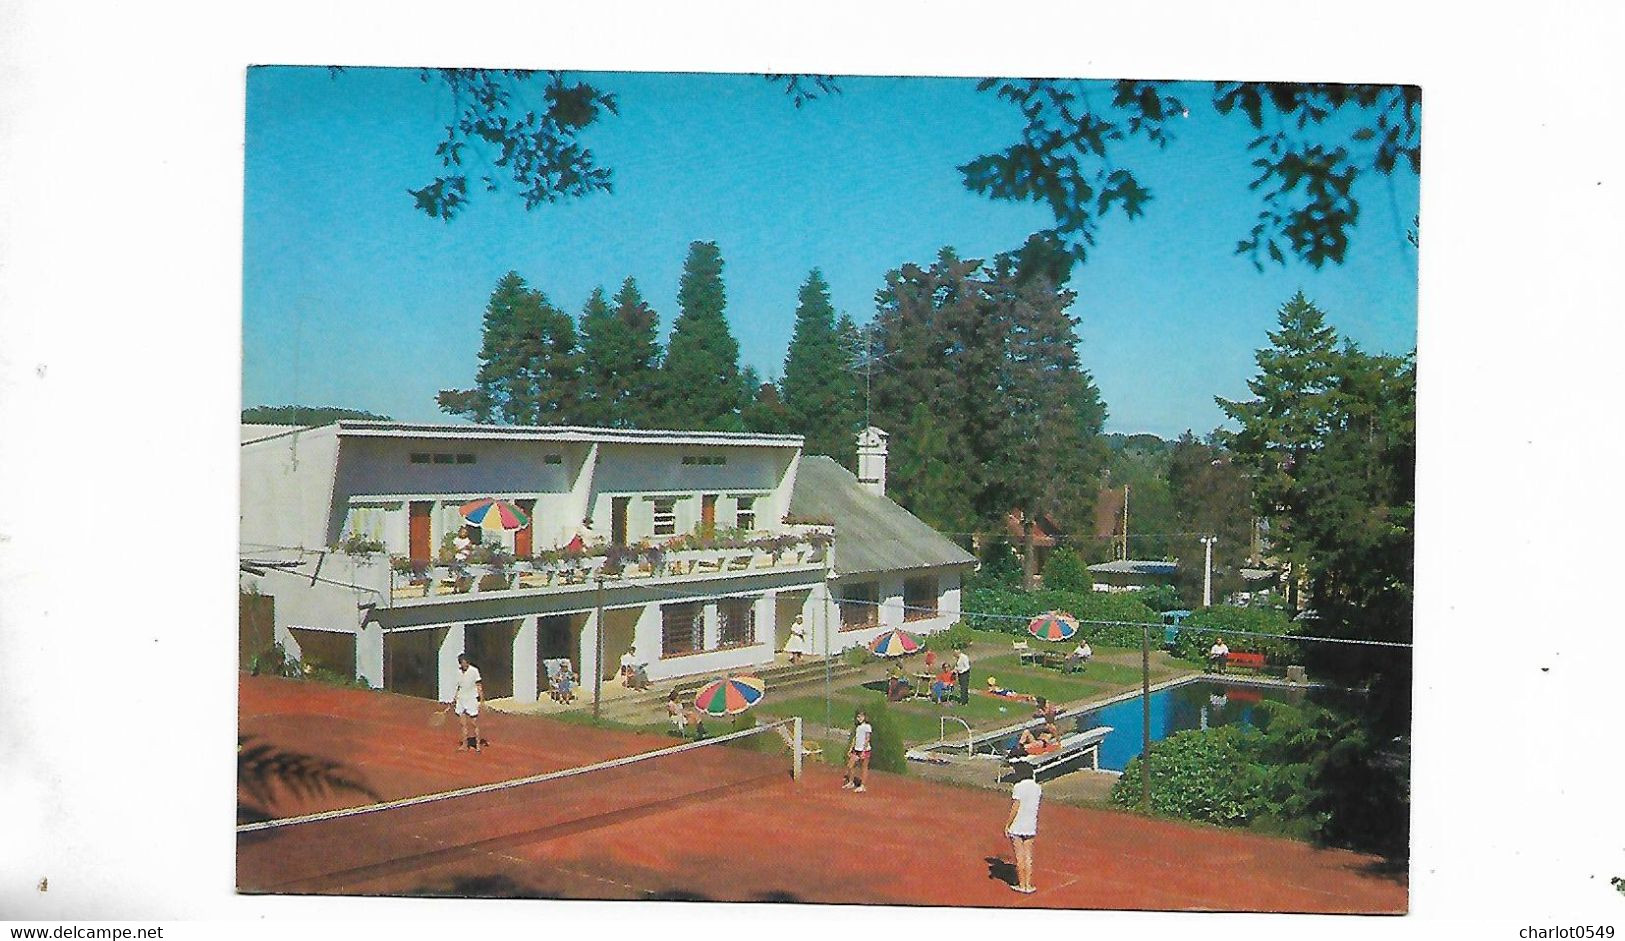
[982,677,1039,704]
[1015,720,1062,757]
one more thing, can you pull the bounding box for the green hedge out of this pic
[1111,726,1263,825]
[1168,606,1302,665]
[962,587,1159,647]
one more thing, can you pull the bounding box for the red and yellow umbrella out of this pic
[1027,610,1079,642]
[693,675,766,716]
[459,497,531,533]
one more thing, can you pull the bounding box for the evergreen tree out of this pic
[577,277,662,428]
[657,241,744,431]
[781,269,860,463]
[740,366,796,434]
[438,271,581,425]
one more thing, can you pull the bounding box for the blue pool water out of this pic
[979,680,1349,772]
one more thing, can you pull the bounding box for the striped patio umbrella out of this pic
[693,675,766,716]
[459,497,531,533]
[867,628,924,658]
[1027,610,1079,642]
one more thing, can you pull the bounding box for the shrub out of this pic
[1042,548,1092,592]
[1169,605,1302,665]
[1111,726,1263,826]
[965,540,1023,592]
[921,621,975,652]
[961,586,1158,647]
[841,645,870,667]
[1132,584,1186,613]
[858,701,908,775]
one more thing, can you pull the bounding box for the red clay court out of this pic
[237,675,1406,912]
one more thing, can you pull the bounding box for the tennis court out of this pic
[237,675,1406,911]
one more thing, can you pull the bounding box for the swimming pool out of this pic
[910,678,1351,773]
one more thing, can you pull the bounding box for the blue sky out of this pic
[243,67,1418,438]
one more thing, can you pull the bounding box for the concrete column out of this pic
[882,578,904,629]
[438,623,466,702]
[356,619,385,689]
[513,616,540,702]
[703,601,720,651]
[759,590,777,650]
[579,610,600,687]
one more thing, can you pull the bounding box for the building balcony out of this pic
[385,532,832,605]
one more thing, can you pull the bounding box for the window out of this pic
[661,603,704,657]
[653,498,677,536]
[409,453,431,464]
[682,454,727,466]
[838,583,879,631]
[904,576,938,621]
[717,598,756,648]
[432,453,454,465]
[543,453,563,465]
[735,497,756,531]
[455,453,476,464]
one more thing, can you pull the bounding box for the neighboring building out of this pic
[1087,558,1178,593]
[1000,510,1062,575]
[239,421,973,702]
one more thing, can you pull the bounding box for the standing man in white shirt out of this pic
[1004,761,1042,894]
[954,646,972,705]
[451,653,483,751]
[843,710,872,793]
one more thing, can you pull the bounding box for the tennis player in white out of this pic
[452,653,483,751]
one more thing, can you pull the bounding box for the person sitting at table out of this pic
[983,677,1039,704]
[931,662,956,704]
[1064,639,1092,673]
[886,663,912,702]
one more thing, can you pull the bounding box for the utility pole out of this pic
[1139,622,1151,812]
[1200,535,1217,607]
[1120,485,1131,561]
[592,575,605,721]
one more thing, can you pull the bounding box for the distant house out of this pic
[1000,509,1063,573]
[239,421,973,701]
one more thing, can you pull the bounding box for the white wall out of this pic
[240,427,343,551]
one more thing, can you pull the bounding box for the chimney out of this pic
[856,426,889,496]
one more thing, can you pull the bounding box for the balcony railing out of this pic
[387,535,830,603]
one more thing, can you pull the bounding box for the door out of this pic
[384,626,448,699]
[701,494,717,536]
[464,620,518,700]
[611,497,630,547]
[409,501,433,563]
[515,499,536,558]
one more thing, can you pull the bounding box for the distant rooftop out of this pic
[240,420,804,449]
[1088,559,1178,576]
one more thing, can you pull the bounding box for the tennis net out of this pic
[237,716,804,894]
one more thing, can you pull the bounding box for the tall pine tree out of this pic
[657,241,744,431]
[438,271,581,425]
[780,269,860,464]
[577,277,662,428]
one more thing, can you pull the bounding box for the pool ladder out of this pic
[939,716,974,757]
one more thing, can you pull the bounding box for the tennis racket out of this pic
[429,706,451,728]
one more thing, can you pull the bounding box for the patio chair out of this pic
[1012,639,1037,665]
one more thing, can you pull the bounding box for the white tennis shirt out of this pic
[1010,779,1042,836]
[454,665,482,707]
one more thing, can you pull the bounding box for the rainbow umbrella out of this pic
[1027,610,1079,642]
[693,675,766,716]
[868,628,923,658]
[459,497,531,533]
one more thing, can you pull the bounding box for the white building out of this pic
[239,421,974,702]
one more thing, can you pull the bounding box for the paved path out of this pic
[237,674,1405,912]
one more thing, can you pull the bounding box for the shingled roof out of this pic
[788,456,976,577]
